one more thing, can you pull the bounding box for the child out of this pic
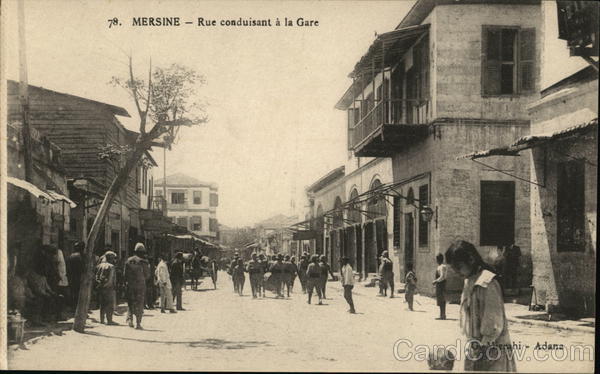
[445,240,516,372]
[404,262,417,311]
[432,253,447,320]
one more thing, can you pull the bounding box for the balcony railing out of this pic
[351,98,429,149]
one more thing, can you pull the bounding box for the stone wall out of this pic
[392,121,532,296]
[528,78,597,315]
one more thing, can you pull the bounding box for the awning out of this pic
[336,24,430,110]
[459,118,598,160]
[292,230,318,240]
[7,176,77,208]
[47,190,77,208]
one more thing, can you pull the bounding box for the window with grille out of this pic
[480,181,515,246]
[557,160,585,252]
[482,26,535,95]
[193,190,202,204]
[171,192,185,204]
[191,216,202,231]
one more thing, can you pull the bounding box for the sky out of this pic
[3,0,586,227]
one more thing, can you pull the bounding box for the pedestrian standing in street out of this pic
[124,243,151,329]
[257,254,268,297]
[210,259,219,289]
[54,247,70,320]
[190,250,202,290]
[340,257,356,314]
[95,251,118,325]
[232,258,246,296]
[269,254,285,298]
[432,253,447,320]
[306,255,323,305]
[66,241,84,311]
[298,254,309,294]
[289,256,299,294]
[445,240,516,372]
[379,251,395,298]
[145,257,157,309]
[170,252,186,311]
[282,255,295,297]
[246,253,262,298]
[318,255,334,300]
[503,244,521,295]
[229,253,240,293]
[155,254,177,314]
[404,263,417,311]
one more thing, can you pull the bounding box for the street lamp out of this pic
[419,205,434,223]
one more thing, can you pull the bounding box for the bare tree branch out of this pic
[141,57,152,134]
[129,55,144,120]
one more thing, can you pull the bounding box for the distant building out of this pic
[254,214,298,257]
[154,173,219,239]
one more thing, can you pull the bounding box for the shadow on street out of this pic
[85,331,271,350]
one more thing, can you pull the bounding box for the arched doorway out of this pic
[346,188,361,271]
[331,196,343,271]
[366,179,388,274]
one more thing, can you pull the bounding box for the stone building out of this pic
[336,0,542,295]
[154,173,219,240]
[465,1,597,315]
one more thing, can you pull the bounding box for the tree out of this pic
[72,58,207,333]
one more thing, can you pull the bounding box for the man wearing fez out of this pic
[124,243,151,329]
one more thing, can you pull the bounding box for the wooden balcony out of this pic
[351,98,430,157]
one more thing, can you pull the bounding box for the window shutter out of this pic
[347,108,355,150]
[482,27,502,95]
[519,28,536,93]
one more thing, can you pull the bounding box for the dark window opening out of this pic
[480,181,515,246]
[171,192,185,204]
[482,26,535,95]
[557,160,586,252]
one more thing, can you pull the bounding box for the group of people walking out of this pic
[228,252,355,313]
[93,244,216,329]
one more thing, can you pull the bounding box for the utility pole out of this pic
[162,145,167,214]
[18,0,34,185]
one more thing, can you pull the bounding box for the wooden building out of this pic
[7,81,150,258]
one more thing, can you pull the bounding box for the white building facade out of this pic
[154,173,219,239]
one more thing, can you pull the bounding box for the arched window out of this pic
[333,196,343,228]
[347,188,361,224]
[406,187,415,206]
[367,179,387,219]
